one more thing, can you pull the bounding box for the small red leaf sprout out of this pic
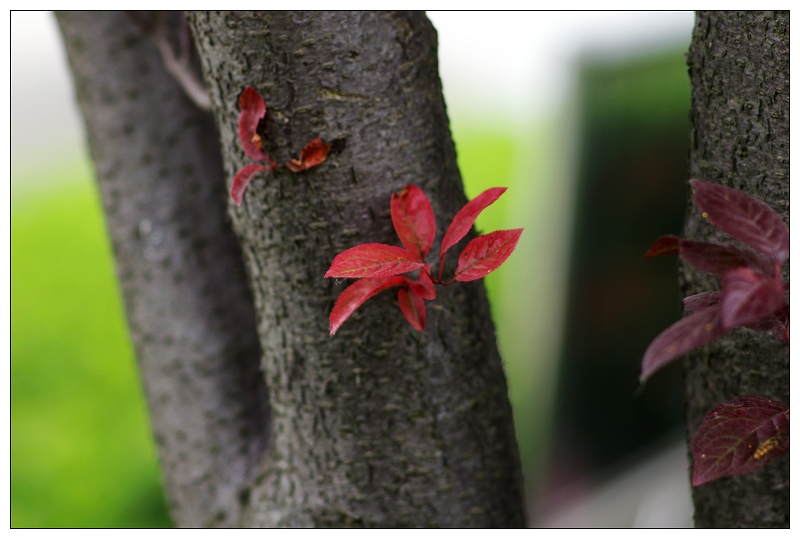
[229,87,332,205]
[641,179,789,485]
[325,184,522,335]
[286,137,332,173]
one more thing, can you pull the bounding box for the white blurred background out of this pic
[11,11,697,527]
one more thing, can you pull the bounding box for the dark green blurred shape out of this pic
[11,167,172,527]
[550,48,690,476]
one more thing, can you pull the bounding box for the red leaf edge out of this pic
[324,244,425,279]
[691,179,789,264]
[640,305,727,380]
[683,291,721,313]
[720,266,785,330]
[644,235,680,257]
[453,229,523,282]
[329,276,404,335]
[680,239,774,277]
[391,184,436,259]
[441,187,507,257]
[398,286,426,331]
[231,163,269,205]
[404,265,436,300]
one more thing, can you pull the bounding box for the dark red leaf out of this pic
[641,305,727,380]
[720,266,785,329]
[230,163,269,205]
[644,235,680,257]
[765,307,789,344]
[404,265,436,300]
[683,291,721,313]
[391,184,436,259]
[692,179,789,264]
[286,136,332,172]
[453,229,522,282]
[329,276,404,335]
[324,244,425,279]
[679,239,774,277]
[646,234,773,276]
[398,286,426,331]
[745,308,790,344]
[691,396,789,486]
[441,187,507,257]
[238,86,269,161]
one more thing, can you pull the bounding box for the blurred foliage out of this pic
[11,163,172,527]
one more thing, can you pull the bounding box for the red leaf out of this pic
[692,179,789,264]
[329,276,404,335]
[720,266,785,330]
[680,239,774,277]
[398,286,426,331]
[691,396,789,486]
[404,265,436,300]
[238,86,269,161]
[640,305,727,380]
[453,229,522,282]
[441,187,507,257]
[230,163,269,205]
[746,308,790,344]
[683,291,721,313]
[644,235,680,257]
[646,235,773,276]
[324,244,425,279]
[391,184,436,259]
[286,136,332,172]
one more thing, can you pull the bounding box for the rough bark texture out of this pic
[684,11,789,528]
[56,12,270,527]
[57,10,524,528]
[186,10,525,528]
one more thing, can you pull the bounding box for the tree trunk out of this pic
[58,10,525,527]
[55,11,270,527]
[683,11,789,528]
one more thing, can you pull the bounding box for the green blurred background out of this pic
[11,11,695,527]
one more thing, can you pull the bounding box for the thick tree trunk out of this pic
[58,10,525,527]
[55,12,270,527]
[187,11,524,527]
[683,11,789,528]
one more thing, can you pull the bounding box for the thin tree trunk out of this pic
[55,11,270,527]
[683,10,789,528]
[58,10,525,527]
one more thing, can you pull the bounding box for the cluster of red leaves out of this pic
[641,179,789,485]
[325,185,522,335]
[230,86,331,205]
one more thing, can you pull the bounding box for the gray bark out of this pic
[55,11,269,527]
[187,10,524,528]
[683,11,789,527]
[58,10,525,527]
